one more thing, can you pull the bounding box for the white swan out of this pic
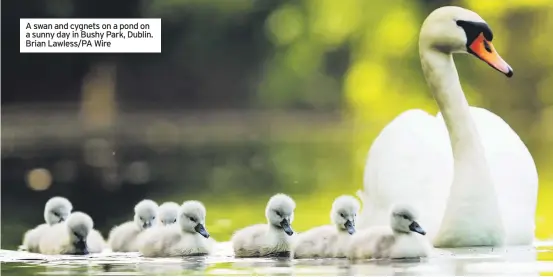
[157,202,180,225]
[138,200,215,257]
[357,6,538,247]
[38,211,105,255]
[293,195,359,258]
[22,196,73,252]
[348,204,431,260]
[108,199,158,252]
[231,193,296,257]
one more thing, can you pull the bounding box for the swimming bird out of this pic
[293,195,360,258]
[108,199,158,252]
[357,6,537,247]
[348,204,431,259]
[157,202,180,225]
[138,200,215,257]
[38,211,105,255]
[21,196,73,253]
[231,193,296,257]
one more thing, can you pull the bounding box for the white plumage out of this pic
[38,212,105,255]
[293,195,360,258]
[357,6,537,247]
[348,204,431,260]
[22,196,73,253]
[138,200,215,257]
[108,199,158,252]
[232,193,296,257]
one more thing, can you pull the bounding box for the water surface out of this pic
[2,241,553,275]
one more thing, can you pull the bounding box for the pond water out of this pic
[1,241,553,276]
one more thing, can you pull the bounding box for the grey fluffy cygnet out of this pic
[21,196,73,253]
[293,195,360,258]
[108,199,158,252]
[347,204,431,260]
[38,211,105,255]
[231,193,296,257]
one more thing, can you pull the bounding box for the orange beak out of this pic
[469,33,513,77]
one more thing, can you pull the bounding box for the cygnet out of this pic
[157,202,180,225]
[138,200,215,257]
[38,211,105,255]
[293,195,360,258]
[347,204,431,259]
[108,199,158,252]
[231,193,296,257]
[22,196,73,253]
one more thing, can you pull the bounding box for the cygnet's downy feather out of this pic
[157,202,180,226]
[38,211,105,255]
[293,195,360,258]
[231,193,296,257]
[347,204,431,259]
[139,200,215,257]
[21,196,73,253]
[108,199,158,252]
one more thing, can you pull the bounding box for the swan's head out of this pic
[330,195,360,235]
[157,202,180,225]
[390,204,426,236]
[178,200,210,238]
[133,199,158,230]
[43,196,73,225]
[420,6,513,77]
[265,193,295,236]
[66,211,93,255]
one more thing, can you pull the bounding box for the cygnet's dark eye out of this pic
[189,217,195,222]
[53,212,60,217]
[275,211,282,217]
[402,215,409,220]
[73,231,80,237]
[173,219,177,223]
[340,213,345,218]
[152,216,156,220]
[140,217,144,221]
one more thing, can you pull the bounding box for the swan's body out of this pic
[358,6,537,247]
[293,195,359,258]
[157,202,180,225]
[108,199,158,252]
[139,201,214,257]
[22,197,73,252]
[38,212,105,255]
[348,205,431,259]
[232,194,296,257]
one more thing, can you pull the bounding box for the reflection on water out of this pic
[1,241,552,276]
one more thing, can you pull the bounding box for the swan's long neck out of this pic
[419,47,503,244]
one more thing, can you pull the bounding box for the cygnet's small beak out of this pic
[73,237,89,255]
[194,223,210,238]
[344,220,355,235]
[280,219,294,236]
[143,221,153,229]
[409,221,426,236]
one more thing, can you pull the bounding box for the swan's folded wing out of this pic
[358,109,453,239]
[438,107,538,244]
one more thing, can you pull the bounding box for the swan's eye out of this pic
[402,215,409,220]
[189,217,195,222]
[340,213,345,218]
[483,40,492,53]
[53,212,60,217]
[73,231,80,237]
[152,216,156,220]
[275,211,282,217]
[173,219,177,223]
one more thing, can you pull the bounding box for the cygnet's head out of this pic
[330,195,360,235]
[390,204,426,236]
[43,196,73,225]
[66,211,93,255]
[133,199,158,230]
[157,202,180,225]
[178,200,210,238]
[265,193,295,236]
[419,6,512,77]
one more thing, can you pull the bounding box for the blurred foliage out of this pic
[2,0,553,249]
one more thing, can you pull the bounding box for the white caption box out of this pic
[20,18,161,53]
